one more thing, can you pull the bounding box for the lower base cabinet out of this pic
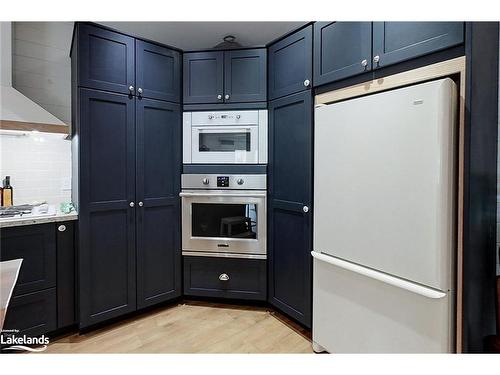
[183,256,267,301]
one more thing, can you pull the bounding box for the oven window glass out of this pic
[199,132,251,152]
[192,203,257,239]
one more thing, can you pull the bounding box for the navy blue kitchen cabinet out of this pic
[183,256,267,301]
[1,222,76,339]
[372,22,464,68]
[183,49,267,104]
[136,40,181,102]
[268,91,313,328]
[183,51,224,104]
[78,89,137,328]
[136,98,182,309]
[224,49,267,103]
[313,22,372,86]
[77,24,135,95]
[268,25,313,100]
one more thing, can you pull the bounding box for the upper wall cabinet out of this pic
[313,22,372,86]
[183,51,224,104]
[75,23,181,102]
[183,49,267,104]
[224,49,267,103]
[372,22,464,68]
[78,24,135,95]
[269,25,313,100]
[136,40,181,102]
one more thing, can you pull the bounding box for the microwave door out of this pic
[192,126,259,164]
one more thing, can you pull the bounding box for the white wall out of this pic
[0,131,71,207]
[12,22,73,125]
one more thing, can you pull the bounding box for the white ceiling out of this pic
[100,22,307,50]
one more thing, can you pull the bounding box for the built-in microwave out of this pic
[183,110,268,164]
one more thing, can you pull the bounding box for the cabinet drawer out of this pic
[0,223,56,296]
[3,288,57,338]
[183,256,266,301]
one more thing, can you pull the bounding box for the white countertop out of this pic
[0,210,78,228]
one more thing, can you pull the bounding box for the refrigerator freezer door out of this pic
[312,252,455,353]
[314,78,457,291]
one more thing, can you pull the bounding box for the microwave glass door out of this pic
[192,203,258,239]
[192,126,259,163]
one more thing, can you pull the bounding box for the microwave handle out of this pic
[179,192,266,198]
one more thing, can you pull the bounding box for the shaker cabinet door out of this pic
[77,24,135,95]
[269,25,312,100]
[313,22,372,86]
[183,51,224,104]
[372,22,464,68]
[224,49,267,103]
[136,40,181,102]
[268,91,313,328]
[136,98,182,309]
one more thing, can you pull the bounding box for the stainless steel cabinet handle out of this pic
[137,88,143,95]
[129,202,135,208]
[219,273,229,281]
[304,79,311,87]
[217,94,222,100]
[138,201,144,207]
[128,85,134,93]
[58,224,66,232]
[224,94,230,100]
[361,59,368,68]
[373,55,380,64]
[303,205,309,213]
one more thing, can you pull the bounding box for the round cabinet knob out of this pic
[138,201,144,207]
[217,94,222,100]
[373,55,380,64]
[202,178,210,185]
[219,273,230,281]
[128,85,134,93]
[303,79,311,87]
[58,224,66,232]
[129,202,135,208]
[303,205,309,213]
[236,178,244,185]
[361,59,368,68]
[224,94,230,100]
[137,88,143,95]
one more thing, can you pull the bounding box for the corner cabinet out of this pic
[183,49,267,104]
[72,23,182,329]
[268,25,313,100]
[268,91,313,328]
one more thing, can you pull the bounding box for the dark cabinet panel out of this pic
[184,256,267,301]
[78,24,135,95]
[78,89,137,328]
[183,51,224,104]
[224,49,267,103]
[314,22,372,86]
[56,221,76,328]
[269,25,312,100]
[136,40,181,103]
[372,22,464,68]
[3,288,57,339]
[136,99,182,308]
[0,223,56,295]
[268,91,312,327]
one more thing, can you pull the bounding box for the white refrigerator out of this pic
[312,78,457,353]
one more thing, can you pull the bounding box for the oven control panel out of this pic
[181,174,267,190]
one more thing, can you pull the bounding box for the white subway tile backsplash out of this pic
[0,132,72,207]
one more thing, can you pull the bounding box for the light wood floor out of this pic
[43,301,313,353]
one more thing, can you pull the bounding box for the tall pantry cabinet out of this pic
[71,23,182,328]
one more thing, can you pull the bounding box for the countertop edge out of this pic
[0,213,78,228]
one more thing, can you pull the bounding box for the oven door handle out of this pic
[179,192,266,198]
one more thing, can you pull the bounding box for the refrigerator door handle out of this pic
[311,251,447,299]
